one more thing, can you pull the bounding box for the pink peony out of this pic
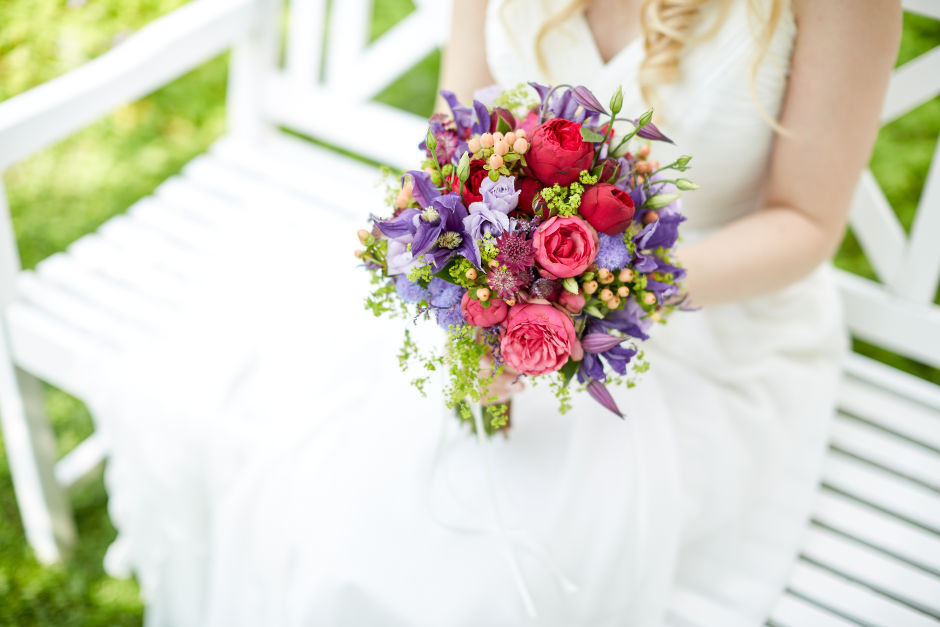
[532,216,599,279]
[461,291,509,327]
[500,303,577,376]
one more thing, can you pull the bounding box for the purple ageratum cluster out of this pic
[595,233,632,270]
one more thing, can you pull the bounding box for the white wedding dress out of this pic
[89,0,847,625]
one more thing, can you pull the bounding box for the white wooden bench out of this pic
[0,0,938,624]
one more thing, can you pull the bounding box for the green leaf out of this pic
[585,305,604,318]
[503,153,521,163]
[496,116,512,135]
[562,277,579,295]
[644,193,680,210]
[580,127,606,143]
[559,359,580,386]
[488,169,500,182]
[432,258,461,284]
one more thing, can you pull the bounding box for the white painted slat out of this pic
[882,45,940,125]
[324,0,370,88]
[788,560,936,627]
[848,172,907,286]
[844,353,940,414]
[903,0,940,20]
[35,254,175,331]
[285,0,328,84]
[155,176,253,227]
[54,433,105,487]
[7,302,112,396]
[895,140,940,305]
[69,227,195,283]
[837,270,940,370]
[263,78,427,170]
[128,198,221,251]
[96,216,207,275]
[814,489,940,575]
[0,0,254,169]
[830,414,940,489]
[770,592,858,627]
[803,525,940,615]
[823,451,940,532]
[838,374,940,451]
[15,273,138,348]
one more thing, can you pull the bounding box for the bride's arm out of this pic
[438,0,496,107]
[679,0,901,307]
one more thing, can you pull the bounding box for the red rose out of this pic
[533,216,599,279]
[579,183,636,235]
[514,176,548,218]
[527,119,594,186]
[451,158,487,205]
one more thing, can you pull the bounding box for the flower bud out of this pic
[492,131,504,142]
[609,85,623,116]
[635,161,649,175]
[488,259,500,269]
[636,175,645,184]
[607,295,621,309]
[515,128,527,137]
[649,160,660,170]
[598,271,615,285]
[617,285,629,298]
[488,154,504,169]
[643,292,657,305]
[583,280,598,295]
[425,128,437,151]
[354,249,364,258]
[468,137,481,153]
[357,229,372,245]
[600,288,614,301]
[465,268,478,281]
[493,140,509,156]
[650,311,662,322]
[477,287,490,301]
[638,144,651,158]
[480,133,494,148]
[456,151,471,182]
[512,138,529,154]
[643,210,659,225]
[618,268,634,282]
[504,131,517,145]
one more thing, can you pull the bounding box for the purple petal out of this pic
[528,81,552,105]
[375,208,418,239]
[472,100,491,134]
[440,90,473,136]
[581,333,627,354]
[402,170,441,207]
[411,222,441,256]
[571,85,606,114]
[635,121,674,144]
[586,379,624,418]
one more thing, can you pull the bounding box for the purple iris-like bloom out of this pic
[579,352,607,382]
[480,175,520,214]
[376,208,419,241]
[528,82,599,125]
[590,298,653,341]
[570,85,606,114]
[440,90,474,138]
[404,170,441,207]
[395,274,430,303]
[635,120,674,144]
[435,303,466,330]
[595,233,632,270]
[428,278,464,308]
[472,100,490,135]
[412,193,477,270]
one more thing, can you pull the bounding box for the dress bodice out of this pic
[484,0,797,231]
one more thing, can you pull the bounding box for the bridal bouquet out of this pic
[357,83,695,433]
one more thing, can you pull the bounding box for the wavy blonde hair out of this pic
[529,0,787,129]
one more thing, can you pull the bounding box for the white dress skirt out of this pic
[89,0,848,624]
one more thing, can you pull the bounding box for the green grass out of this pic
[0,1,938,623]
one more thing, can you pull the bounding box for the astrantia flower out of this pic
[529,277,560,300]
[428,278,464,308]
[487,265,528,301]
[495,231,536,273]
[595,233,632,270]
[395,274,430,304]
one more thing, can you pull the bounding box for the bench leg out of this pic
[0,335,76,564]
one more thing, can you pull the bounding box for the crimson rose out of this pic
[579,183,636,235]
[450,158,487,205]
[527,119,594,186]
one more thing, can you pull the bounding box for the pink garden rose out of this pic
[532,216,599,279]
[461,291,508,327]
[500,303,578,376]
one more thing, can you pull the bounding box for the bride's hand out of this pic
[480,355,524,404]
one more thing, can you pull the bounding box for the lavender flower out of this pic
[435,304,466,330]
[428,278,463,308]
[479,175,520,214]
[395,274,430,303]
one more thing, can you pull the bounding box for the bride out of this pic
[92,0,900,625]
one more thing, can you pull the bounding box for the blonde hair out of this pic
[531,0,787,130]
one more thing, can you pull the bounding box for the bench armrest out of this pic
[0,0,256,170]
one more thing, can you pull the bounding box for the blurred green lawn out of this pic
[0,1,937,623]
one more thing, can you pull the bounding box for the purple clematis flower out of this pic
[412,193,476,270]
[590,298,653,341]
[375,207,419,241]
[440,90,474,138]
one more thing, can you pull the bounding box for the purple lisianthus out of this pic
[395,274,430,303]
[479,175,520,214]
[428,278,464,308]
[386,239,419,276]
[595,233,632,270]
[463,202,511,267]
